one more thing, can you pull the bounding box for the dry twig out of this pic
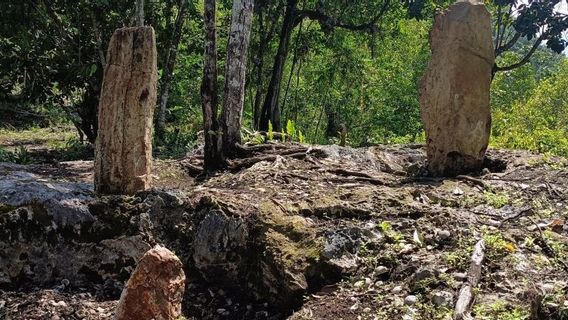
[454,239,485,320]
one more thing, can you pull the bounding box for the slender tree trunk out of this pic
[201,0,223,170]
[281,20,303,122]
[157,2,188,138]
[259,0,298,132]
[136,0,144,27]
[90,10,106,68]
[252,2,281,130]
[325,104,340,139]
[252,6,265,130]
[220,0,254,157]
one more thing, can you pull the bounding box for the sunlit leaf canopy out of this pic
[0,0,567,156]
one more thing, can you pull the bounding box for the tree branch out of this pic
[495,31,521,57]
[295,0,390,33]
[494,33,546,73]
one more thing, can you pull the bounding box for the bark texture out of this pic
[220,0,255,157]
[115,245,186,320]
[94,26,157,195]
[201,0,224,170]
[420,0,495,177]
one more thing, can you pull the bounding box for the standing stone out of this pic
[419,0,494,176]
[115,245,186,320]
[95,27,157,195]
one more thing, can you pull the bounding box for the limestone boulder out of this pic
[419,0,495,176]
[115,245,186,320]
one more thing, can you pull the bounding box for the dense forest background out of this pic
[1,0,567,159]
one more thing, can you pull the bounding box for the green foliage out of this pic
[0,146,14,163]
[53,138,92,161]
[282,18,431,146]
[473,301,530,320]
[0,146,32,164]
[268,121,274,141]
[1,0,567,161]
[286,120,297,141]
[482,228,516,262]
[483,191,510,209]
[492,60,568,157]
[154,126,198,159]
[298,130,305,144]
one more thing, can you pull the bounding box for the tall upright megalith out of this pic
[420,0,494,177]
[95,27,157,194]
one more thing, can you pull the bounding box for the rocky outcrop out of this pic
[419,0,495,176]
[0,147,423,311]
[95,26,158,195]
[115,246,185,320]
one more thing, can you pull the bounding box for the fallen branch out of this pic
[325,168,390,186]
[454,239,485,320]
[499,206,533,227]
[227,154,279,171]
[180,162,204,177]
[227,150,322,171]
[527,216,568,274]
[235,143,288,156]
[326,168,377,179]
[456,175,488,189]
[325,176,387,186]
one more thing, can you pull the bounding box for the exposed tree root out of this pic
[499,206,533,227]
[227,146,326,171]
[454,239,485,320]
[456,175,488,189]
[324,168,390,186]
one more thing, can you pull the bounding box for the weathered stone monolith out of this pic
[419,0,495,176]
[115,245,186,320]
[95,26,157,195]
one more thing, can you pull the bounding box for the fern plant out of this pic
[298,130,305,144]
[286,120,297,141]
[268,121,274,141]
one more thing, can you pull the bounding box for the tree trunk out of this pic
[220,0,254,157]
[325,104,340,139]
[252,6,266,130]
[259,0,298,132]
[94,27,158,195]
[76,81,100,144]
[136,0,144,27]
[252,2,281,130]
[156,2,188,138]
[201,0,224,170]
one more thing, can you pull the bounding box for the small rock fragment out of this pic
[431,290,453,307]
[404,295,418,305]
[392,286,403,294]
[436,230,451,242]
[375,265,389,275]
[453,272,468,281]
[540,283,555,294]
[354,280,366,288]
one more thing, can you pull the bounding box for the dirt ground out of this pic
[1,141,568,320]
